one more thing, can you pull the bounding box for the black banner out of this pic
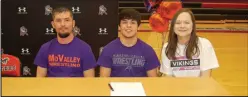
[1,0,118,77]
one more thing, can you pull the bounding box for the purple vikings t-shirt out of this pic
[97,38,160,77]
[34,37,97,77]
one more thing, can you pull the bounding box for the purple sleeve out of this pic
[144,47,160,71]
[34,45,48,68]
[81,46,97,71]
[97,47,112,68]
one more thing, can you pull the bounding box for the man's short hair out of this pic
[119,8,141,26]
[52,6,73,20]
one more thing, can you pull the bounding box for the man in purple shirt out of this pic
[34,7,96,77]
[97,9,160,77]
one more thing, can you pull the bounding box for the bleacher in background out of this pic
[119,0,248,21]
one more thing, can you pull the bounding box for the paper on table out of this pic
[110,82,146,96]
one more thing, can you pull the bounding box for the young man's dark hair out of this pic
[119,8,141,26]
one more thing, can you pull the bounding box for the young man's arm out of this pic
[100,66,111,77]
[145,46,161,77]
[147,68,158,77]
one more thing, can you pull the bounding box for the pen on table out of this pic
[108,83,114,91]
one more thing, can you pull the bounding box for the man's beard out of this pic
[58,32,70,38]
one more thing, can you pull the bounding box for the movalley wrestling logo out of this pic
[48,54,81,68]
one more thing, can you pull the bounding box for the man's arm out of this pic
[83,68,95,77]
[97,46,112,77]
[34,44,49,77]
[81,45,97,77]
[100,66,111,77]
[36,66,47,77]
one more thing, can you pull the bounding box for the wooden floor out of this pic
[135,23,248,96]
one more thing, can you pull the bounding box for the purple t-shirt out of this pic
[97,38,160,77]
[34,37,96,77]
